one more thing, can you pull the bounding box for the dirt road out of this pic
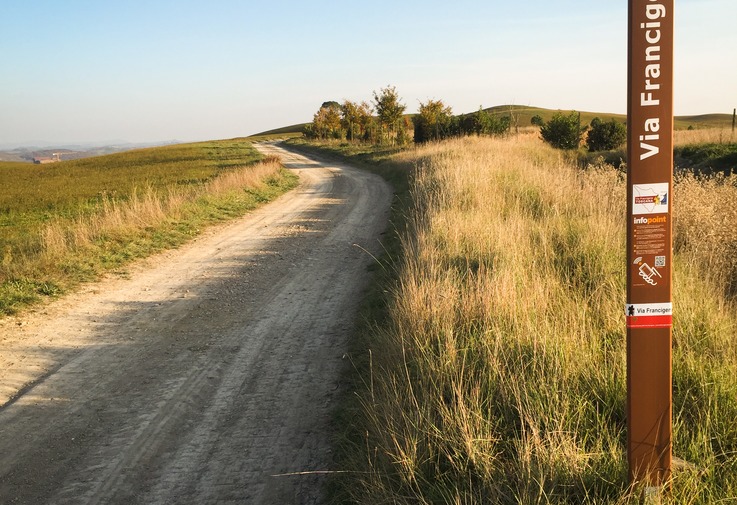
[0,143,392,504]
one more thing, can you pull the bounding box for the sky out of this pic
[1,0,735,147]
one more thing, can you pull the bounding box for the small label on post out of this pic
[625,302,673,328]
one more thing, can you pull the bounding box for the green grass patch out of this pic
[675,142,737,174]
[0,139,263,250]
[0,139,262,213]
[251,124,308,137]
[247,132,304,143]
[0,140,297,315]
[284,138,412,195]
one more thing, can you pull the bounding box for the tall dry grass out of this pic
[674,172,737,297]
[674,127,736,147]
[39,159,282,260]
[351,134,737,503]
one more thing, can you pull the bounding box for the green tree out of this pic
[341,100,360,142]
[540,111,584,150]
[397,116,413,146]
[341,100,373,142]
[373,85,406,145]
[586,117,627,151]
[311,102,342,140]
[414,99,453,143]
[447,115,462,137]
[531,114,544,127]
[459,106,511,137]
[356,102,374,142]
[474,107,493,134]
[321,101,341,110]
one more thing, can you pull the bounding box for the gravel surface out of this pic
[0,142,392,504]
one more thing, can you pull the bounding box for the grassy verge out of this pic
[0,140,298,315]
[301,134,737,503]
[675,143,737,175]
[246,132,304,143]
[284,137,412,193]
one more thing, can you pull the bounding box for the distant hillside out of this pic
[484,105,733,130]
[483,105,625,129]
[674,113,735,129]
[0,140,183,164]
[252,124,307,136]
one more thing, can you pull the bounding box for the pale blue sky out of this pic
[1,0,735,146]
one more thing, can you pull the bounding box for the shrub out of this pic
[459,107,511,137]
[540,111,584,150]
[676,143,737,175]
[310,102,343,140]
[413,99,453,143]
[586,117,627,152]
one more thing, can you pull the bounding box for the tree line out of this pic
[304,86,412,145]
[306,85,627,152]
[305,85,513,146]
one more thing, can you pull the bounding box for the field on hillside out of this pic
[485,106,734,131]
[343,134,737,504]
[0,139,262,213]
[0,140,297,315]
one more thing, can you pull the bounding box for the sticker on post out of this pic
[625,302,672,328]
[633,183,669,215]
[633,257,662,286]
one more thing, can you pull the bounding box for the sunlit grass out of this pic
[0,141,297,314]
[340,133,737,504]
[674,127,736,146]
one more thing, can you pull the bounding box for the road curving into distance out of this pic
[0,142,393,504]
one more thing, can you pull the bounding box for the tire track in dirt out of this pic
[0,142,392,504]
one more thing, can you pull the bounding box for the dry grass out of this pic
[39,160,281,259]
[0,157,295,314]
[674,128,736,146]
[674,172,737,297]
[349,134,737,503]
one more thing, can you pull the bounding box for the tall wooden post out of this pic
[626,0,674,487]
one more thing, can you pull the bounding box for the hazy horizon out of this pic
[0,138,183,151]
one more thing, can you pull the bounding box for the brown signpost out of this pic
[626,0,674,488]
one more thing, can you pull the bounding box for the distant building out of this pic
[32,153,62,164]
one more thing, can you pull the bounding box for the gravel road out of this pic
[0,142,392,504]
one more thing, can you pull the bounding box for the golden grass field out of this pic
[675,127,736,146]
[345,133,737,504]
